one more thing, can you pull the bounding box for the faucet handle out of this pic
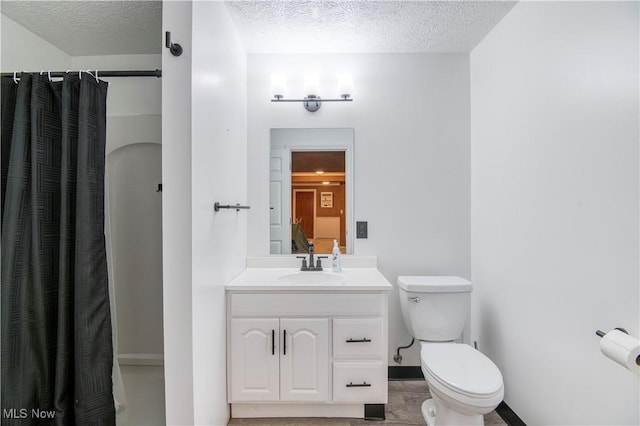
[296,255,308,270]
[316,256,329,269]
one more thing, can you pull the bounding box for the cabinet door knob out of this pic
[346,338,372,343]
[272,329,275,355]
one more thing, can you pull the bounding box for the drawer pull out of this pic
[346,338,372,343]
[346,381,371,388]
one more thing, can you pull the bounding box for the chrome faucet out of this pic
[308,242,315,269]
[297,243,327,271]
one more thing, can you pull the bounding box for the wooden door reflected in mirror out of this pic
[291,151,345,254]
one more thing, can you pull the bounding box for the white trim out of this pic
[231,403,364,418]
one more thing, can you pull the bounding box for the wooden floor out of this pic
[227,380,507,425]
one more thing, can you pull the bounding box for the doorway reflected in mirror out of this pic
[291,151,346,254]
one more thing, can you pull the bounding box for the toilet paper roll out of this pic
[599,329,640,374]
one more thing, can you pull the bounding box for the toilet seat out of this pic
[421,343,503,400]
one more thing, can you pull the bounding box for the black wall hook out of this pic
[165,31,183,57]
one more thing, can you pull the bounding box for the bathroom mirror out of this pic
[270,128,354,255]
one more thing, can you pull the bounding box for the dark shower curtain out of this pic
[1,74,115,425]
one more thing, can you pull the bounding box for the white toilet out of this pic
[397,276,504,426]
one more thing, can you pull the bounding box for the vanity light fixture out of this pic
[271,73,353,112]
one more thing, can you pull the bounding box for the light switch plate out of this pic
[356,221,368,239]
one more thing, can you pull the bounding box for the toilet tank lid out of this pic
[397,276,472,292]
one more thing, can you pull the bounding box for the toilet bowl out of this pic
[420,342,504,426]
[397,276,504,426]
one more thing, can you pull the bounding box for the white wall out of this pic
[470,2,639,424]
[247,53,470,365]
[191,2,247,425]
[1,14,70,71]
[163,2,247,425]
[71,54,161,118]
[162,1,194,424]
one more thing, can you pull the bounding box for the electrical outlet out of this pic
[356,221,368,238]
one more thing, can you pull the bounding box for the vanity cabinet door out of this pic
[230,318,280,402]
[280,318,329,402]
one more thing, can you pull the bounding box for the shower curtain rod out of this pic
[1,69,162,78]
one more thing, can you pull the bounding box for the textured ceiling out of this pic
[224,1,517,54]
[1,1,516,57]
[1,1,162,56]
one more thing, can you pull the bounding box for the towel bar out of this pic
[214,202,250,212]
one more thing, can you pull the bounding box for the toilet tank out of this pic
[397,276,472,342]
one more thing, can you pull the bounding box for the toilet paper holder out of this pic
[596,327,628,338]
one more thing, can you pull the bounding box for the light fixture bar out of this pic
[271,98,353,102]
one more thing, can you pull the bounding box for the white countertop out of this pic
[226,267,393,292]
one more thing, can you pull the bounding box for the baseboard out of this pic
[495,401,526,426]
[388,366,424,380]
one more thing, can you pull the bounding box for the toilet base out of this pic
[421,396,485,426]
[421,399,437,426]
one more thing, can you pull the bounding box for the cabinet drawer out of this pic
[332,362,387,403]
[333,318,383,359]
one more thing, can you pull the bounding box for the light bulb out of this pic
[271,74,286,99]
[304,74,319,97]
[338,73,353,99]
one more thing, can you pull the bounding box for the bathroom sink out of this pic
[226,266,393,291]
[277,271,344,285]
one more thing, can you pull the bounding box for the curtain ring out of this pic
[48,71,52,81]
[95,70,99,82]
[79,70,82,80]
[13,71,19,84]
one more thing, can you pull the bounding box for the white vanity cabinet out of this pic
[226,268,391,419]
[230,317,329,402]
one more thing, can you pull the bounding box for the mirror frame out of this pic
[270,128,355,255]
